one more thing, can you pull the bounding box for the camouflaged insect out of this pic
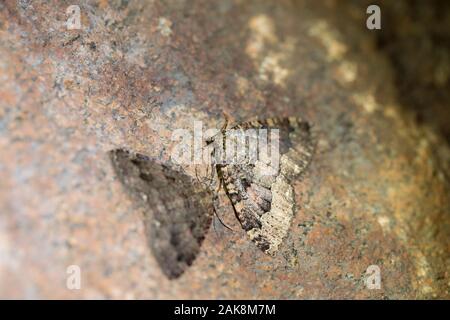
[212,117,315,255]
[109,117,315,279]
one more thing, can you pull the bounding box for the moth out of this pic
[109,117,315,279]
[212,117,315,255]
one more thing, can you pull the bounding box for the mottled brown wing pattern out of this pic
[108,117,315,278]
[109,149,213,279]
[216,117,315,255]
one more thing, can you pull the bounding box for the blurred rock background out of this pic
[0,0,449,298]
[376,0,450,144]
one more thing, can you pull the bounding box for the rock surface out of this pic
[0,0,449,298]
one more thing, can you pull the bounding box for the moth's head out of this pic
[205,136,214,145]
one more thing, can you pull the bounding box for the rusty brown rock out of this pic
[0,0,448,299]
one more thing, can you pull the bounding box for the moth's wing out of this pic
[275,117,315,180]
[218,117,315,255]
[109,149,213,279]
[235,117,316,180]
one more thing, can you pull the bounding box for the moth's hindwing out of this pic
[216,117,315,255]
[109,149,213,279]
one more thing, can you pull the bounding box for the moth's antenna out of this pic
[221,111,231,131]
[214,208,234,232]
[212,194,234,232]
[194,165,201,183]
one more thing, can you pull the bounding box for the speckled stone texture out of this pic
[0,0,449,299]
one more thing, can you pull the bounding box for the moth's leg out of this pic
[212,211,218,235]
[221,111,231,132]
[193,164,214,191]
[205,113,228,146]
[194,165,201,183]
[207,162,216,188]
[215,165,246,228]
[212,165,234,231]
[212,193,234,231]
[214,170,222,193]
[194,164,208,189]
[206,162,220,192]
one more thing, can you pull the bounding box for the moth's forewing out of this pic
[216,117,315,255]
